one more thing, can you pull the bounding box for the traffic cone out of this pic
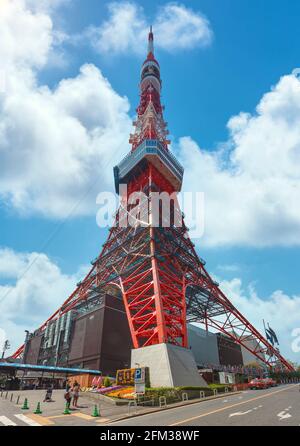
[63,403,71,415]
[34,402,42,415]
[91,405,100,417]
[21,398,29,410]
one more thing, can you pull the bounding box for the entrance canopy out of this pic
[0,362,101,376]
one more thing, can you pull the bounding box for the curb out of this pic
[106,391,242,424]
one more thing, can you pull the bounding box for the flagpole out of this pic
[263,319,267,338]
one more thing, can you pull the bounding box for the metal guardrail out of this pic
[127,401,138,416]
[159,396,167,408]
[182,392,188,402]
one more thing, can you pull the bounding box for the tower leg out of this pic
[131,343,208,388]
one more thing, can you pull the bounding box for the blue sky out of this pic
[0,0,300,362]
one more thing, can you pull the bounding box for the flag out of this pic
[268,325,279,345]
[265,328,275,345]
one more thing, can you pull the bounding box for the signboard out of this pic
[116,368,135,385]
[135,383,145,395]
[134,367,145,384]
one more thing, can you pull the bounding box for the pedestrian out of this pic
[64,386,72,410]
[44,384,53,402]
[72,381,80,408]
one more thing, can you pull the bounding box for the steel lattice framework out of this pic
[12,29,293,372]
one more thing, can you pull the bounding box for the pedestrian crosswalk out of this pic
[0,416,17,426]
[0,414,41,426]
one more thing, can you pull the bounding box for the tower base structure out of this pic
[131,343,208,388]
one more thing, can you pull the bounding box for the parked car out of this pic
[248,378,268,390]
[262,377,278,387]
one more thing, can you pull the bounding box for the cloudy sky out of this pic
[0,0,300,363]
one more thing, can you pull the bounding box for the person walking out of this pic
[44,384,53,402]
[72,381,80,408]
[64,384,72,410]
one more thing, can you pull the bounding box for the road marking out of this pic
[229,405,262,418]
[96,418,110,423]
[72,413,96,421]
[170,384,299,426]
[48,414,69,419]
[26,414,54,426]
[277,410,292,421]
[14,414,41,426]
[229,409,252,417]
[0,416,17,426]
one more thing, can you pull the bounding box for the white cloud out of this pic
[87,2,147,55]
[154,3,213,51]
[87,1,213,55]
[179,73,300,247]
[219,277,300,363]
[0,0,53,70]
[216,264,241,273]
[0,247,85,353]
[25,0,70,13]
[0,0,131,218]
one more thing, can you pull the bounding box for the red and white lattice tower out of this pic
[13,28,293,378]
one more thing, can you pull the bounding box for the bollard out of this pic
[199,391,205,399]
[213,389,218,397]
[10,393,13,402]
[182,392,188,402]
[5,392,8,400]
[225,387,229,393]
[16,396,20,405]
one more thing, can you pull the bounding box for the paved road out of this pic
[109,384,300,426]
[1,385,299,426]
[0,397,42,426]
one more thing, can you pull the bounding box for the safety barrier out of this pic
[182,392,188,402]
[127,400,138,416]
[159,396,167,408]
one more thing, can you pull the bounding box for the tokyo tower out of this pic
[13,28,293,383]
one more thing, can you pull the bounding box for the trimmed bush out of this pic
[103,377,112,388]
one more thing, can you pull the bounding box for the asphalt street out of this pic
[109,384,300,426]
[0,384,299,426]
[0,397,41,426]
